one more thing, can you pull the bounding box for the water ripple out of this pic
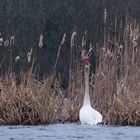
[0,124,139,140]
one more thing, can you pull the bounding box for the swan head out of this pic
[81,47,94,65]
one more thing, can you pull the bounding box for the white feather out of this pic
[79,65,102,125]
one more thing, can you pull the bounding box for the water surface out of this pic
[0,124,140,140]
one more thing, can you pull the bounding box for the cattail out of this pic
[15,56,20,62]
[61,33,66,45]
[70,31,77,47]
[82,30,88,48]
[82,36,86,48]
[10,35,15,46]
[39,34,43,48]
[0,37,3,46]
[104,8,107,23]
[27,48,33,63]
[4,39,9,47]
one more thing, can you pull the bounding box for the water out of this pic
[0,124,140,140]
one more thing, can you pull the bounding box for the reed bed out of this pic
[0,19,140,125]
[94,21,140,125]
[0,73,82,125]
[0,33,83,125]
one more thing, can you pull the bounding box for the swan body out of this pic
[79,64,102,125]
[80,104,102,125]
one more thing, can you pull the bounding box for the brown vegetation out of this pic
[0,72,83,125]
[0,33,82,125]
[94,19,140,125]
[0,17,140,125]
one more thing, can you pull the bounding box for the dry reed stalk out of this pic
[1,14,140,126]
[93,19,140,125]
[68,31,79,96]
[0,73,66,125]
[0,32,83,125]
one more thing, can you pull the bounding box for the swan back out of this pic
[80,105,102,125]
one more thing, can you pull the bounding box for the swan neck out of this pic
[84,65,91,105]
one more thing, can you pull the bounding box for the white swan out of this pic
[79,64,102,125]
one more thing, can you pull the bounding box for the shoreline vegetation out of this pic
[0,15,140,126]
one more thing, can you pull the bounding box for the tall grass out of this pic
[0,33,82,125]
[0,18,140,125]
[93,19,140,125]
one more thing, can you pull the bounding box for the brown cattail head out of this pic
[119,45,123,49]
[71,31,77,47]
[39,34,43,48]
[27,48,33,63]
[82,36,86,48]
[82,30,88,49]
[10,35,15,46]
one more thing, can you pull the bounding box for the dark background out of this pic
[0,0,140,87]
